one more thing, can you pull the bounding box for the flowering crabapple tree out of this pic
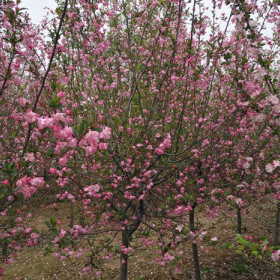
[42,0,280,279]
[1,0,280,280]
[0,0,50,267]
[137,0,280,278]
[0,0,105,273]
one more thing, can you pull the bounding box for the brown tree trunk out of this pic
[189,205,201,280]
[120,230,130,280]
[237,207,242,235]
[274,201,280,246]
[69,201,74,228]
[237,207,243,263]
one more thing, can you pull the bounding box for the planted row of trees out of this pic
[1,0,280,279]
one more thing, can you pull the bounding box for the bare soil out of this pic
[1,193,280,280]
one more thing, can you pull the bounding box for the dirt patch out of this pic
[2,195,280,280]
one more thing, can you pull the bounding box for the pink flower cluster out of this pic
[79,127,111,154]
[16,176,45,198]
[83,184,101,196]
[154,133,171,155]
[121,245,133,255]
[156,253,175,266]
[271,250,280,262]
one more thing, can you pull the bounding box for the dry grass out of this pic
[1,193,280,280]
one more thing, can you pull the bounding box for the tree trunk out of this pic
[237,207,242,235]
[274,201,280,246]
[43,167,47,181]
[69,201,74,228]
[189,206,201,280]
[120,230,130,280]
[237,207,243,263]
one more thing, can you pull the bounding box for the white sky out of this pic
[19,0,271,39]
[19,0,230,29]
[20,0,57,24]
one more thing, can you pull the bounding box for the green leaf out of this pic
[46,148,54,157]
[91,127,102,132]
[252,250,258,256]
[260,237,268,247]
[44,245,53,255]
[114,245,120,253]
[237,245,244,254]
[52,228,58,237]
[51,83,57,91]
[44,221,51,229]
[56,7,61,15]
[237,234,244,244]
[50,216,56,226]
[224,53,232,60]
[48,94,62,109]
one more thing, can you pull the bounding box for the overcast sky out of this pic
[20,0,57,24]
[19,0,271,39]
[20,0,229,27]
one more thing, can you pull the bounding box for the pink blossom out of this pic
[243,161,251,169]
[211,237,218,242]
[22,186,37,198]
[85,144,97,154]
[30,177,45,187]
[267,95,279,105]
[84,130,99,145]
[82,267,91,274]
[84,184,100,195]
[99,142,108,150]
[5,258,14,265]
[266,163,274,173]
[57,91,64,98]
[24,227,33,234]
[59,156,68,166]
[38,117,54,129]
[202,139,209,147]
[56,126,73,140]
[24,111,38,123]
[247,236,253,242]
[121,245,133,255]
[17,98,30,107]
[236,198,244,206]
[30,232,39,239]
[271,250,280,261]
[99,126,111,139]
[174,206,188,215]
[68,138,77,148]
[96,270,102,276]
[49,168,56,174]
[24,153,35,162]
[163,253,174,262]
[52,113,66,122]
[273,160,280,168]
[15,217,23,222]
[59,229,67,239]
[176,225,184,232]
[16,176,30,188]
[155,148,164,155]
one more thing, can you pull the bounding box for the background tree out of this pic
[1,0,280,280]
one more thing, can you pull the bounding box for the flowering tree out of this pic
[1,0,280,280]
